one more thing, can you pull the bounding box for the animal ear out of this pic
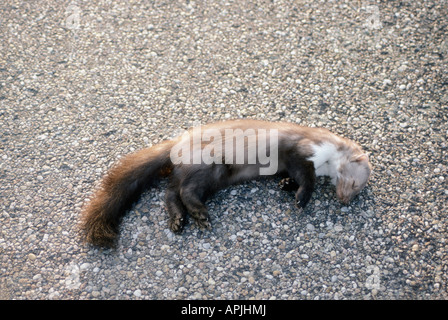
[351,153,369,163]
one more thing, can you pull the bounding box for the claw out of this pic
[168,217,186,234]
[196,217,212,230]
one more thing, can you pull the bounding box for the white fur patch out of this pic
[307,142,342,183]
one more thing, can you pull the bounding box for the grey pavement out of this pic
[0,0,447,299]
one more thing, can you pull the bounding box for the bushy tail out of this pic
[80,140,175,247]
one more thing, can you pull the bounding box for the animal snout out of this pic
[336,190,351,204]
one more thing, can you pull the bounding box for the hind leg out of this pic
[179,182,212,230]
[178,166,220,230]
[177,164,228,230]
[165,184,188,233]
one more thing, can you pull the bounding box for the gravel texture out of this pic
[1,0,447,300]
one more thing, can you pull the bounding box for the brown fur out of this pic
[80,120,371,247]
[80,140,176,247]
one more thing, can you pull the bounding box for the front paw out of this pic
[295,186,313,210]
[279,177,299,192]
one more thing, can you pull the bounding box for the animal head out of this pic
[336,153,372,204]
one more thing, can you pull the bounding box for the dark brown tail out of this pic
[80,140,175,247]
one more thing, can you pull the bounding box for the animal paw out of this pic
[190,208,212,231]
[168,217,186,234]
[195,217,212,231]
[295,185,312,210]
[279,177,299,192]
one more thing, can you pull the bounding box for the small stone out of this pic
[134,289,142,297]
[33,274,42,280]
[80,263,90,271]
[193,292,202,299]
[159,88,171,95]
[306,223,315,231]
[125,249,133,258]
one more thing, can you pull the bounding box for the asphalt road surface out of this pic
[1,0,447,299]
